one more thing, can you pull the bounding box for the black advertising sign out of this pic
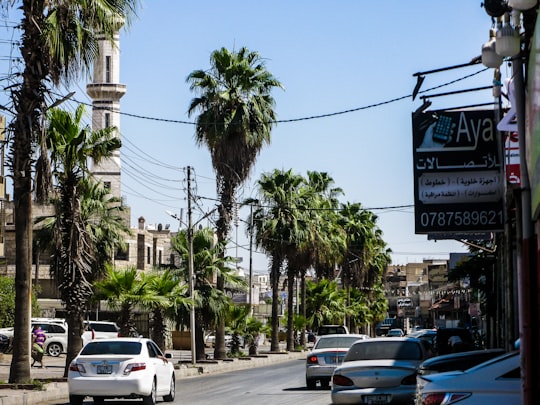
[412,109,504,234]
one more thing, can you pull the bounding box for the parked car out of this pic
[82,321,120,346]
[416,351,520,405]
[305,334,369,389]
[387,328,405,337]
[316,325,349,336]
[408,327,474,355]
[417,348,506,376]
[205,333,244,348]
[0,333,9,353]
[31,320,68,357]
[331,337,432,404]
[68,337,175,405]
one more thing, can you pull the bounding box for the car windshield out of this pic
[80,341,142,356]
[315,336,362,349]
[345,341,422,361]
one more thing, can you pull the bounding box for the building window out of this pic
[115,246,129,261]
[105,113,110,128]
[104,181,111,190]
[105,56,111,83]
[147,247,151,264]
[158,251,162,265]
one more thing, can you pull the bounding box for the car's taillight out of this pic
[332,374,354,386]
[306,355,319,365]
[123,362,146,375]
[401,372,417,385]
[422,392,471,405]
[69,362,86,373]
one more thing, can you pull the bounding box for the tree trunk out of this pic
[195,312,206,361]
[270,258,281,352]
[64,311,84,377]
[9,0,48,384]
[286,266,295,351]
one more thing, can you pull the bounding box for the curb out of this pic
[0,382,67,405]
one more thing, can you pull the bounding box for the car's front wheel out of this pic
[163,375,175,402]
[69,394,84,405]
[47,342,63,357]
[142,379,156,405]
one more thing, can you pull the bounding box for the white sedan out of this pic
[416,351,520,405]
[68,337,175,405]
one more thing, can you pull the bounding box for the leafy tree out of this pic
[0,276,40,329]
[186,46,282,359]
[7,0,139,383]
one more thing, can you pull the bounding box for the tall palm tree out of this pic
[33,105,127,376]
[292,172,345,345]
[186,47,282,359]
[171,227,244,360]
[8,0,138,383]
[247,169,304,351]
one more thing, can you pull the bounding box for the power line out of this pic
[58,67,490,127]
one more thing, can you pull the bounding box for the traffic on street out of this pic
[42,358,332,405]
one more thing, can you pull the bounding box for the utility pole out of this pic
[249,204,254,315]
[187,166,197,365]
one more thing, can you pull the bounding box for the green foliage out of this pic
[0,277,40,328]
[306,279,348,328]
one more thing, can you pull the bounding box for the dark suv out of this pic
[409,327,475,355]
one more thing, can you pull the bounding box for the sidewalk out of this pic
[0,347,307,405]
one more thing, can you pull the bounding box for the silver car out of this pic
[331,337,432,404]
[305,334,369,389]
[416,351,520,405]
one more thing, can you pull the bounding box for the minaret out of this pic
[87,28,126,202]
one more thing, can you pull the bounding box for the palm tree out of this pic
[305,279,349,329]
[8,0,139,383]
[95,266,154,337]
[186,47,282,359]
[171,227,245,360]
[33,105,127,376]
[142,270,189,352]
[247,169,304,351]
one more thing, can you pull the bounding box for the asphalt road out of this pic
[43,357,333,405]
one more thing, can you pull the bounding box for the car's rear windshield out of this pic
[80,341,141,356]
[318,326,347,335]
[86,323,118,332]
[315,336,362,349]
[345,341,422,361]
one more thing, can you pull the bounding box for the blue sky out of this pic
[0,1,506,273]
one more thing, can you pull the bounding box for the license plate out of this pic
[97,365,112,374]
[364,394,390,404]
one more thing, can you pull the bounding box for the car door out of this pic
[146,341,170,394]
